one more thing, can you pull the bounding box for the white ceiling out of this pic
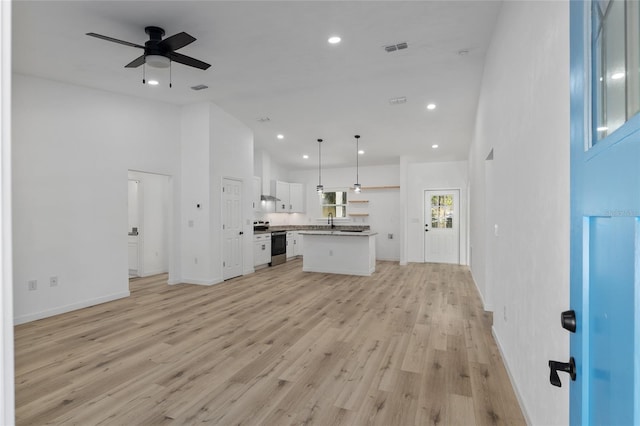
[12,0,502,170]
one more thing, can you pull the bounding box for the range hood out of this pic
[260,194,280,202]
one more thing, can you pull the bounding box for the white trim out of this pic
[180,277,223,286]
[0,0,14,422]
[13,291,130,325]
[492,327,532,426]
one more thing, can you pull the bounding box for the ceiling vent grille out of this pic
[190,84,209,91]
[389,96,407,105]
[385,42,408,52]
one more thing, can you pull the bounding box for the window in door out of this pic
[431,195,454,229]
[320,191,347,218]
[592,0,640,144]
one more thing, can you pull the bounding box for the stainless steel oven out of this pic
[270,231,287,266]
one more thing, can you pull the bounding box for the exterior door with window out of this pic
[424,190,459,264]
[569,1,640,424]
[223,178,243,280]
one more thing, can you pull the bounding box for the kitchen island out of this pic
[299,230,377,276]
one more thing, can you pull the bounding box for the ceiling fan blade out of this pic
[86,32,144,49]
[158,32,196,52]
[168,52,211,70]
[125,55,145,68]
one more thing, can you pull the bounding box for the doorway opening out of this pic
[127,170,171,283]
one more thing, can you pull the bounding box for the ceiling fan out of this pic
[86,26,211,70]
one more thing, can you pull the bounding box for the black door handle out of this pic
[548,357,576,387]
[239,231,244,235]
[561,310,576,332]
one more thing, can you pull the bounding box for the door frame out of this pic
[423,188,462,264]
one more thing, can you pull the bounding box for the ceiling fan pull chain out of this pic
[142,63,146,85]
[169,60,172,88]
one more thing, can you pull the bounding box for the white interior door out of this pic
[424,189,460,264]
[223,178,243,280]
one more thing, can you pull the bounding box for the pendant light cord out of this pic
[318,139,322,185]
[356,135,359,184]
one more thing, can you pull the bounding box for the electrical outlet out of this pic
[388,233,394,239]
[329,250,333,256]
[28,280,37,291]
[49,276,58,287]
[194,257,198,264]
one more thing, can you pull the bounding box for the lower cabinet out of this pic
[286,231,303,258]
[253,234,271,267]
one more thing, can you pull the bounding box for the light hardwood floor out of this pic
[15,260,526,425]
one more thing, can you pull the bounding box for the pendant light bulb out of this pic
[317,139,324,194]
[354,135,361,192]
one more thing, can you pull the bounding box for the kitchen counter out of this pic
[301,230,376,276]
[298,230,377,237]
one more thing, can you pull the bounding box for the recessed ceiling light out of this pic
[611,72,625,80]
[427,103,437,110]
[303,154,309,159]
[358,150,365,155]
[597,126,608,131]
[432,144,439,149]
[148,80,159,86]
[277,134,284,140]
[328,36,341,44]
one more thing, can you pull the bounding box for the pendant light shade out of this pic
[354,135,361,192]
[316,139,324,194]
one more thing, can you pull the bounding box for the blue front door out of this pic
[570,1,640,424]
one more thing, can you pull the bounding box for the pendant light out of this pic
[353,135,361,192]
[316,138,324,194]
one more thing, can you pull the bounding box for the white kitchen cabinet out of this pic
[289,183,304,213]
[273,180,305,213]
[286,231,303,258]
[274,181,290,212]
[253,233,271,267]
[295,233,303,257]
[252,176,262,212]
[286,232,295,259]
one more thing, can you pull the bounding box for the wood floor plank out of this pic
[14,260,526,425]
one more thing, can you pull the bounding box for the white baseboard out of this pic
[491,327,532,426]
[14,291,130,325]
[141,268,167,277]
[179,277,223,286]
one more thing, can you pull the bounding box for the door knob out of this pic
[561,310,576,332]
[548,357,576,387]
[239,231,244,235]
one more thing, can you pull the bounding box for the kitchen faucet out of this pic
[328,212,335,229]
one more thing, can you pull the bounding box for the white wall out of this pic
[468,2,570,425]
[209,104,254,277]
[178,102,254,285]
[12,74,182,324]
[406,160,468,264]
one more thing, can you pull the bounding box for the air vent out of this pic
[385,42,408,52]
[190,84,209,91]
[257,117,271,123]
[389,96,407,105]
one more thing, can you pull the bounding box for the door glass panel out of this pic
[592,0,640,144]
[431,194,454,229]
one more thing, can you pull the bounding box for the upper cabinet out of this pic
[253,176,262,212]
[273,180,305,213]
[289,183,304,213]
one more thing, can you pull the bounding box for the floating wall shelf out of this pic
[349,213,369,217]
[348,200,369,204]
[350,185,400,191]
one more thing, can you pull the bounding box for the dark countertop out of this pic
[253,225,370,235]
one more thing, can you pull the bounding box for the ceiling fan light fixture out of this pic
[146,54,170,68]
